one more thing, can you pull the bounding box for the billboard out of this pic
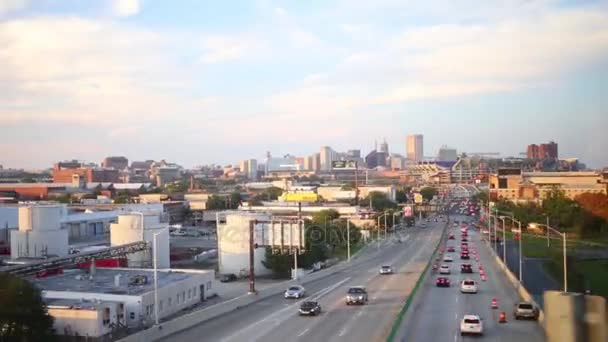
[414,193,423,204]
[263,221,305,250]
[332,160,357,170]
[403,205,414,217]
[281,192,319,202]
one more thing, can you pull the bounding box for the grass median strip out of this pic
[386,224,448,342]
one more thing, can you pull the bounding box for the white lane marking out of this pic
[220,277,352,342]
[456,296,459,303]
[454,333,458,342]
[338,328,348,337]
[297,328,310,337]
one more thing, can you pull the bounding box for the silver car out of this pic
[346,286,368,305]
[284,285,306,299]
[379,265,394,275]
[514,302,539,320]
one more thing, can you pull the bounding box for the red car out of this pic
[447,246,456,252]
[460,252,470,260]
[449,235,455,240]
[436,277,451,287]
[461,264,474,273]
[461,237,468,242]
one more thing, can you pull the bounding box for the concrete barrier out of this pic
[118,243,370,342]
[487,244,545,326]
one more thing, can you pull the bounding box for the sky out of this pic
[1,0,608,170]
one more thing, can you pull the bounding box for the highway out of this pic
[160,219,445,342]
[398,215,546,342]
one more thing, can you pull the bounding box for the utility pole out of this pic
[347,219,351,262]
[248,220,256,294]
[294,202,301,280]
[354,162,359,206]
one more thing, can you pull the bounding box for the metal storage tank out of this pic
[11,205,69,259]
[110,212,170,268]
[217,212,272,277]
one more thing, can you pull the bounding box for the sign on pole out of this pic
[281,192,319,203]
[414,193,423,204]
[332,160,357,170]
[403,205,413,217]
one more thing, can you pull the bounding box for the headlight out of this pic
[358,296,363,300]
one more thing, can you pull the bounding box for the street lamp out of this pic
[499,215,524,283]
[152,231,162,326]
[529,222,568,292]
[377,212,390,248]
[498,216,507,263]
[346,218,351,262]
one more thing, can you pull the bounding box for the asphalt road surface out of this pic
[399,215,546,342]
[160,219,445,342]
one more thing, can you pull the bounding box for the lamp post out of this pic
[346,218,351,262]
[529,222,568,292]
[377,212,390,248]
[499,216,507,263]
[152,231,162,326]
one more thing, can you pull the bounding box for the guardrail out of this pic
[386,219,449,341]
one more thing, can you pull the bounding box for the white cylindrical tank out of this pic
[110,213,170,268]
[218,212,272,276]
[18,205,66,232]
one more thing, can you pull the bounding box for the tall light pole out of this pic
[384,211,388,240]
[152,231,162,326]
[346,219,351,262]
[499,216,507,263]
[530,222,568,292]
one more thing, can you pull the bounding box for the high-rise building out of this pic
[390,154,406,170]
[101,156,129,170]
[527,141,558,160]
[437,146,458,162]
[320,146,334,172]
[346,150,361,158]
[406,134,424,162]
[527,144,540,159]
[379,139,389,154]
[311,153,321,172]
[365,150,388,169]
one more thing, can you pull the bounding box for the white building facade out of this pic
[10,204,69,259]
[110,212,170,268]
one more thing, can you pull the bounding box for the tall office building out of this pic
[379,139,389,154]
[320,146,334,172]
[437,146,458,162]
[527,141,558,160]
[406,134,424,162]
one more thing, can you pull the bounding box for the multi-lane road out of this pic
[161,219,444,342]
[398,215,545,341]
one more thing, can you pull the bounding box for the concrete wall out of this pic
[49,302,121,337]
[11,228,69,258]
[110,214,170,268]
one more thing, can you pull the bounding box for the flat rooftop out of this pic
[32,268,209,296]
[46,298,119,311]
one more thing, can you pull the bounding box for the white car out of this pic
[284,285,306,299]
[443,255,454,262]
[170,230,187,237]
[460,315,484,336]
[460,279,478,294]
[439,264,451,274]
[379,265,394,275]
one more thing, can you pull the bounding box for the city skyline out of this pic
[1,0,608,169]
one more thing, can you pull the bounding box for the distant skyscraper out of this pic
[379,139,389,154]
[320,146,334,172]
[406,134,424,162]
[347,150,361,158]
[527,141,558,160]
[437,146,458,162]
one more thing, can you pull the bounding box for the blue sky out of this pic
[1,0,607,169]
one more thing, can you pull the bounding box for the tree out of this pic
[206,195,227,210]
[113,190,130,204]
[265,187,283,200]
[20,177,36,183]
[419,186,438,201]
[262,248,292,278]
[363,192,398,212]
[472,190,489,205]
[0,273,56,341]
[311,209,340,225]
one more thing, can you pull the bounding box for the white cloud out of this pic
[199,35,259,64]
[0,0,28,15]
[110,0,140,17]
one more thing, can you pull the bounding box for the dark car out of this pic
[436,277,451,287]
[461,264,473,273]
[220,273,237,282]
[299,301,322,316]
[461,237,468,242]
[449,235,455,240]
[447,246,456,252]
[460,252,470,260]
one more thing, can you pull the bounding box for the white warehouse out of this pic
[36,268,216,336]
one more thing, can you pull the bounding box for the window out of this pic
[168,297,172,307]
[193,287,197,297]
[130,312,135,320]
[160,300,163,312]
[150,304,154,316]
[176,294,180,304]
[207,281,212,290]
[188,289,192,299]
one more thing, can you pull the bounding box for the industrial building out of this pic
[489,169,606,201]
[110,212,170,268]
[36,268,216,335]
